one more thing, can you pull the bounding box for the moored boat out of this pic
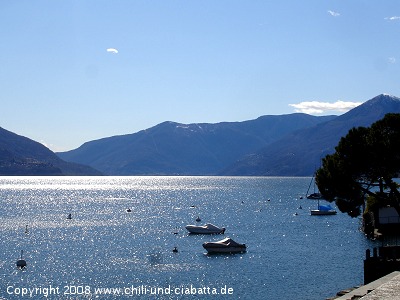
[185,223,225,234]
[202,237,246,254]
[307,192,323,200]
[306,175,324,200]
[310,203,337,215]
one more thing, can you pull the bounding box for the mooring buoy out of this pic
[16,250,27,269]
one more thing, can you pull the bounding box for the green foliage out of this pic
[316,113,400,217]
[364,194,381,215]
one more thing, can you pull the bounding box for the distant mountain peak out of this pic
[220,94,400,176]
[382,93,398,97]
[344,94,400,115]
[370,93,400,102]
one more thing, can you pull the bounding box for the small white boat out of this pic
[310,201,337,215]
[185,223,225,234]
[310,208,337,215]
[203,237,246,254]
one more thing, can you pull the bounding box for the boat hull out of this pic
[307,193,324,200]
[185,224,225,234]
[186,229,225,234]
[202,246,246,254]
[310,209,337,215]
[202,237,246,254]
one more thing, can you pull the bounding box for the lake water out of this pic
[0,176,378,299]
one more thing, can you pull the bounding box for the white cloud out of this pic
[385,16,400,21]
[106,48,119,54]
[388,57,396,64]
[289,100,362,115]
[328,10,340,17]
[40,140,64,152]
[40,140,50,149]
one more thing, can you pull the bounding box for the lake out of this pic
[0,176,378,299]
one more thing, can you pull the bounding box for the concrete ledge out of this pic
[335,271,400,300]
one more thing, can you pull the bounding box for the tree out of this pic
[315,113,400,218]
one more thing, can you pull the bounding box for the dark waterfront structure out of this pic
[364,243,400,284]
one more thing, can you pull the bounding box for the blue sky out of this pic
[1,1,400,151]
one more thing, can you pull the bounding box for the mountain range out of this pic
[221,94,400,176]
[57,114,336,175]
[1,94,399,176]
[0,127,101,175]
[57,94,400,176]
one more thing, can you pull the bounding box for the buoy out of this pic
[16,250,27,269]
[196,216,201,222]
[24,225,28,234]
[67,213,72,220]
[172,247,178,253]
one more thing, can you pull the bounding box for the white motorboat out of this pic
[185,223,225,234]
[202,237,246,254]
